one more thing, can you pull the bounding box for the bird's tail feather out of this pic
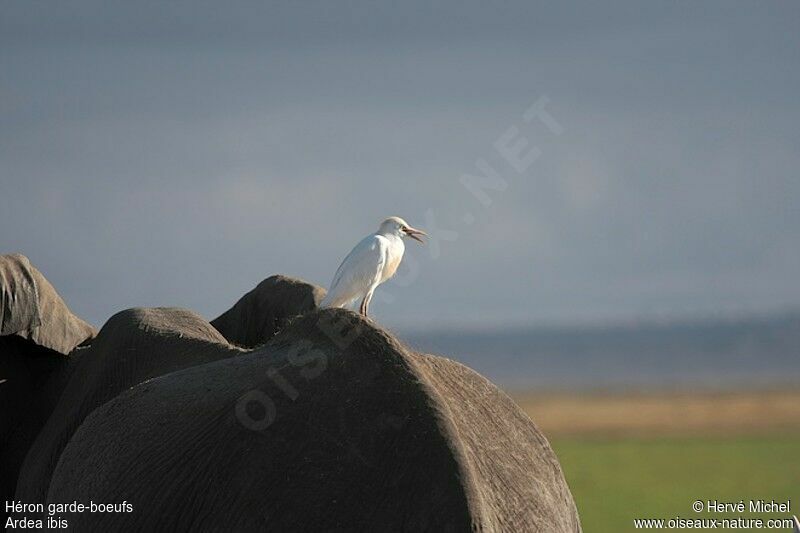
[319,293,332,308]
[319,292,355,310]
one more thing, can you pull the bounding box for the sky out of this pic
[1,1,799,329]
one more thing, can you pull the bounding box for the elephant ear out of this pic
[1,253,95,355]
[46,308,581,532]
[210,275,325,348]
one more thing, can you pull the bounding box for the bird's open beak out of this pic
[403,226,427,244]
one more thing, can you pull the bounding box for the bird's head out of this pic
[379,216,427,244]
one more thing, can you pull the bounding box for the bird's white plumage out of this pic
[322,234,393,308]
[320,216,425,315]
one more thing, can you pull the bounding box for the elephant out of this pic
[13,275,321,508]
[44,308,581,532]
[210,274,325,348]
[1,254,95,521]
[7,263,581,531]
[0,337,67,521]
[13,307,245,506]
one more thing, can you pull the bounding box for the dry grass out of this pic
[512,389,800,437]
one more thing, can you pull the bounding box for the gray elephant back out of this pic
[47,309,581,532]
[14,307,244,505]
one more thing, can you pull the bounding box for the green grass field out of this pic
[551,434,800,532]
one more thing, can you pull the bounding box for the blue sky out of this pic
[2,1,799,328]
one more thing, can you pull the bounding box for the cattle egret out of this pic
[320,216,427,316]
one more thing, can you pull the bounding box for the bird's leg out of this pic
[363,290,374,317]
[359,296,368,316]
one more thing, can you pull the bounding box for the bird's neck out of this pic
[378,230,401,240]
[378,231,405,249]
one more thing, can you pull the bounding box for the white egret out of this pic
[320,216,427,316]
